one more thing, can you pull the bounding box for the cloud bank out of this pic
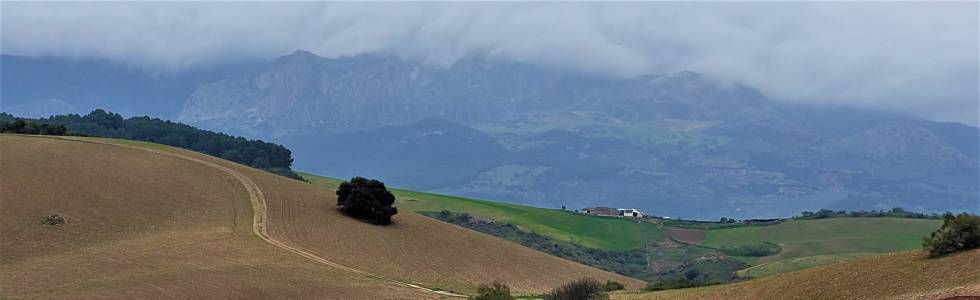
[2,2,977,125]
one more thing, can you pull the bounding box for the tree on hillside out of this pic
[544,278,609,300]
[336,176,398,225]
[470,281,513,300]
[923,212,980,257]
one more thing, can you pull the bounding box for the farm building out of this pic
[581,207,645,218]
[617,208,643,218]
[582,207,617,216]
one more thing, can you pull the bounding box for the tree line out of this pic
[0,110,300,179]
[0,119,67,135]
[796,207,940,220]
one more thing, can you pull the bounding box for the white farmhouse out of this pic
[617,208,643,218]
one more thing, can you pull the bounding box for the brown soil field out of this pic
[666,227,705,245]
[1,135,642,298]
[614,249,980,300]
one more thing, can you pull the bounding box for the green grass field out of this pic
[734,253,876,278]
[703,217,940,259]
[300,172,666,250]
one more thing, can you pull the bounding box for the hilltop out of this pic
[0,135,641,298]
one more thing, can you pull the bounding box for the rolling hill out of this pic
[0,134,643,298]
[301,172,945,282]
[614,249,980,300]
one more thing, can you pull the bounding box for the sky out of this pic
[2,2,978,125]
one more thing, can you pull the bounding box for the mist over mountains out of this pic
[2,51,977,219]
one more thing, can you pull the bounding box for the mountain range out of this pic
[3,51,977,219]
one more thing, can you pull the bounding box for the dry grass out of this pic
[1,135,641,298]
[614,249,980,300]
[1,135,435,299]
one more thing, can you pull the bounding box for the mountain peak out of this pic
[273,50,321,64]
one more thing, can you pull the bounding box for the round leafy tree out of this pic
[336,176,398,225]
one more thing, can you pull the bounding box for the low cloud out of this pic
[2,2,977,125]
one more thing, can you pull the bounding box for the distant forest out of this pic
[0,110,301,180]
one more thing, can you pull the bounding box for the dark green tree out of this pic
[923,212,980,257]
[336,177,398,225]
[470,281,513,300]
[544,278,608,300]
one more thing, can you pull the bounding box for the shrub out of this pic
[923,212,980,257]
[604,280,625,292]
[544,278,608,300]
[470,281,513,300]
[336,177,398,225]
[42,214,67,226]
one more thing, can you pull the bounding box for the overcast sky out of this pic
[2,2,977,125]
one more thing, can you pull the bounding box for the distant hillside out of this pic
[615,250,980,300]
[179,51,978,219]
[0,135,642,298]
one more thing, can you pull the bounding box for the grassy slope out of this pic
[703,218,941,260]
[301,172,666,250]
[615,249,980,300]
[1,135,642,298]
[735,253,876,278]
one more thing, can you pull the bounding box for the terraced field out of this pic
[1,135,642,298]
[301,173,666,250]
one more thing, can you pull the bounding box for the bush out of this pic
[336,177,398,225]
[604,280,625,292]
[470,281,513,300]
[643,277,718,291]
[544,278,608,300]
[923,212,980,257]
[42,214,67,226]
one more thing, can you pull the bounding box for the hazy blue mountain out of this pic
[1,98,78,118]
[9,50,974,219]
[1,54,260,118]
[177,51,978,219]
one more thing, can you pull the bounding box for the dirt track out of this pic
[54,136,467,298]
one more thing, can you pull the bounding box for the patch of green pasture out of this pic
[735,253,876,278]
[703,218,940,259]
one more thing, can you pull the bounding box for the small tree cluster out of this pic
[469,281,513,300]
[798,207,938,220]
[923,212,980,257]
[718,242,782,257]
[336,177,398,225]
[603,280,625,292]
[0,120,67,135]
[544,278,608,300]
